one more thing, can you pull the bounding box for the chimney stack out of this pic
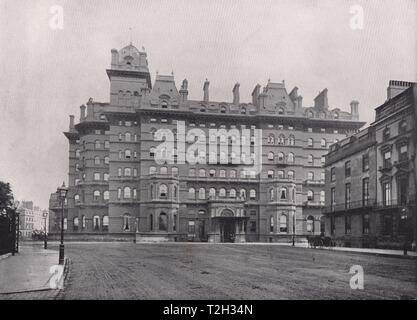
[111,48,119,66]
[232,83,240,105]
[296,95,303,109]
[251,84,261,107]
[179,79,189,102]
[350,100,359,120]
[80,105,86,121]
[314,88,328,109]
[69,115,75,131]
[203,79,209,102]
[386,80,414,100]
[86,98,94,120]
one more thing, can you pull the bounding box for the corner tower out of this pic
[107,43,152,107]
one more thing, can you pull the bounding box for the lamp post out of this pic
[133,217,138,243]
[11,201,20,255]
[57,182,68,265]
[292,211,296,247]
[400,208,408,256]
[43,211,48,249]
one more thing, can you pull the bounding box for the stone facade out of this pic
[323,81,417,250]
[48,44,363,242]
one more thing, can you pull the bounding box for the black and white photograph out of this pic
[0,0,416,310]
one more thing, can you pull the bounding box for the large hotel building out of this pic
[49,44,364,242]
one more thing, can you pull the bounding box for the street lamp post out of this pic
[43,211,48,249]
[133,217,138,243]
[57,182,68,265]
[292,211,296,247]
[401,208,408,256]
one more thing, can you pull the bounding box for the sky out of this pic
[0,0,416,209]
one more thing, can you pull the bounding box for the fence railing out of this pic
[0,214,14,256]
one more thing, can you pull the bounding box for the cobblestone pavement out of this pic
[2,243,416,299]
[50,242,417,300]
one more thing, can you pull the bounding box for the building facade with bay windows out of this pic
[48,43,363,242]
[323,81,417,250]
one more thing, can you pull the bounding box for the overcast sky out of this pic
[0,0,416,209]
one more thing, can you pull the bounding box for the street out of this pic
[47,243,417,300]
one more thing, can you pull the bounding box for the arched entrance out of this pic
[220,209,235,243]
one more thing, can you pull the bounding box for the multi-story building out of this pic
[49,43,364,242]
[323,81,417,249]
[18,201,49,238]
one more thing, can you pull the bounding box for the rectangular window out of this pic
[363,214,370,234]
[399,145,408,162]
[345,215,351,235]
[345,183,351,209]
[398,177,408,206]
[250,221,256,232]
[383,151,391,168]
[331,167,336,182]
[330,216,335,235]
[345,161,351,177]
[382,214,393,236]
[362,153,369,172]
[331,187,336,211]
[383,182,391,206]
[188,221,195,234]
[362,178,370,206]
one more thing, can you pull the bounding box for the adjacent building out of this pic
[18,201,49,239]
[323,81,417,249]
[49,43,364,242]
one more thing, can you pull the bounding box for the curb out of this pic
[307,247,417,260]
[0,253,11,262]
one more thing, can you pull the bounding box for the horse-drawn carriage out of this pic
[306,235,335,248]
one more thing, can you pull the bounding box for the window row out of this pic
[150,184,179,199]
[188,187,257,200]
[118,132,138,142]
[117,167,138,177]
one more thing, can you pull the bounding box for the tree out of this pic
[0,181,14,213]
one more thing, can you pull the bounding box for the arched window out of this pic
[75,149,81,159]
[287,153,294,163]
[161,101,168,108]
[219,188,226,197]
[279,214,288,233]
[159,184,168,198]
[104,140,110,149]
[74,194,80,203]
[209,188,216,198]
[399,120,407,134]
[268,152,274,160]
[240,107,246,114]
[95,140,101,149]
[288,135,295,146]
[196,187,205,200]
[277,170,284,179]
[267,134,275,144]
[123,214,130,231]
[118,150,123,159]
[104,156,109,164]
[93,215,100,231]
[321,156,325,165]
[308,154,313,164]
[124,168,131,176]
[70,218,78,233]
[125,149,131,159]
[267,170,274,178]
[149,166,156,174]
[249,189,256,199]
[308,171,314,180]
[172,167,178,176]
[159,212,167,231]
[104,173,109,181]
[307,216,315,232]
[125,132,131,142]
[103,191,109,201]
[240,170,246,179]
[229,189,236,198]
[219,170,226,178]
[307,190,314,201]
[320,190,325,203]
[124,187,131,199]
[307,138,313,147]
[82,215,86,229]
[321,138,326,148]
[160,166,167,175]
[133,188,137,199]
[172,185,178,199]
[280,187,287,200]
[278,134,285,145]
[220,105,226,113]
[117,188,122,199]
[199,169,206,177]
[189,188,195,199]
[119,133,123,141]
[308,111,314,118]
[278,108,284,115]
[230,170,236,178]
[240,189,246,199]
[102,216,109,231]
[93,190,101,201]
[270,188,275,201]
[189,168,196,176]
[277,152,284,162]
[150,147,156,157]
[288,170,295,180]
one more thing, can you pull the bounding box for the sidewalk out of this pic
[0,244,61,294]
